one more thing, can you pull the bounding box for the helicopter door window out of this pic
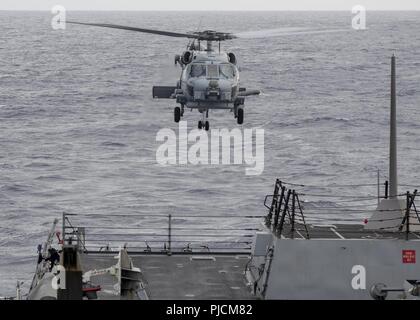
[190,64,206,78]
[219,65,235,79]
[207,64,219,78]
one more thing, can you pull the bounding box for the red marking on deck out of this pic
[402,250,416,264]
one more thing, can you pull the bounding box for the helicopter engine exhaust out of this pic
[228,53,237,65]
[181,51,193,65]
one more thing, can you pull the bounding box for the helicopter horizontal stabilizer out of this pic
[153,86,177,99]
[238,90,261,97]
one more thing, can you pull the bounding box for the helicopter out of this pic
[67,21,261,131]
[67,21,347,130]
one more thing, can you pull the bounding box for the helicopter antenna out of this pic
[188,17,204,51]
[196,17,203,51]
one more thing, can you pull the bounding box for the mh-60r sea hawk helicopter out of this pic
[67,21,347,130]
[68,21,261,131]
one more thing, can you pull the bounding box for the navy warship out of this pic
[7,56,420,300]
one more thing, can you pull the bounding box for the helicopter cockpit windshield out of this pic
[188,64,236,79]
[207,65,219,78]
[219,64,236,79]
[190,64,207,78]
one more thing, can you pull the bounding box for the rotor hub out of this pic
[191,30,236,42]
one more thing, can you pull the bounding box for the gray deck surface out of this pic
[283,223,420,240]
[80,253,255,300]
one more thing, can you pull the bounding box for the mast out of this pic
[206,40,213,52]
[365,55,404,231]
[389,55,398,198]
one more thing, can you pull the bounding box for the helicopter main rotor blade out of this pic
[67,21,346,42]
[67,21,198,39]
[234,27,350,39]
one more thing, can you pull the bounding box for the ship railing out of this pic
[62,213,265,255]
[29,218,59,292]
[399,190,420,240]
[264,179,310,239]
[264,179,420,239]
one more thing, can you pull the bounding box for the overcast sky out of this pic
[1,0,419,11]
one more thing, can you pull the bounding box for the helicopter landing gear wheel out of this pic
[174,107,181,123]
[198,110,209,130]
[237,108,244,125]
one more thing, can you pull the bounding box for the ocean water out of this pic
[1,11,420,296]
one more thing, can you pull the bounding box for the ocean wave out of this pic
[34,175,76,182]
[24,162,51,168]
[100,141,128,148]
[0,184,31,193]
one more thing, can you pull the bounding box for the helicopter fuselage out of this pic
[176,50,242,112]
[153,46,255,130]
[156,46,257,130]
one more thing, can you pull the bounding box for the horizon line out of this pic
[1,9,420,12]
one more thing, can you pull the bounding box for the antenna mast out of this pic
[389,55,398,198]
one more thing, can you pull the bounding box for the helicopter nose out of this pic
[209,80,219,87]
[188,79,233,101]
[207,80,236,101]
[207,80,220,96]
